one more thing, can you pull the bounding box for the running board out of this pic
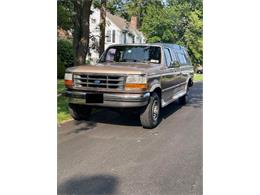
[161,90,186,108]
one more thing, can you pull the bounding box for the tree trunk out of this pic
[73,0,93,66]
[99,0,106,58]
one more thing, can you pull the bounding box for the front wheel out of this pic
[68,103,92,120]
[140,93,161,129]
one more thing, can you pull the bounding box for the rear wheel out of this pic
[140,93,161,129]
[68,103,92,120]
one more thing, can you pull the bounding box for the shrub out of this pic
[57,56,65,79]
[57,39,73,79]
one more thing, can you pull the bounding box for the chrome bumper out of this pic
[63,90,150,108]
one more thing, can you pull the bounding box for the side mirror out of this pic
[170,61,180,68]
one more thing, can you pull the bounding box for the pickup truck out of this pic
[64,43,194,128]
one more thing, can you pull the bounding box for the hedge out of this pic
[57,39,73,79]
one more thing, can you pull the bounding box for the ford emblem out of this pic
[94,80,101,85]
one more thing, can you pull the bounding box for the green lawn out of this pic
[57,79,66,95]
[57,79,71,124]
[57,96,71,124]
[194,73,203,82]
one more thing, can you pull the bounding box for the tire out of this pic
[140,92,161,129]
[68,103,92,120]
[179,86,190,105]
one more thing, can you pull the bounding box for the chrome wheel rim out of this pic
[152,100,160,121]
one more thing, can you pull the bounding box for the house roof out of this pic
[106,11,127,30]
[106,11,144,38]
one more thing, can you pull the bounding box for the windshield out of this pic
[100,45,161,64]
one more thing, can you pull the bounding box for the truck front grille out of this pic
[73,73,126,90]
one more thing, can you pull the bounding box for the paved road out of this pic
[58,82,203,195]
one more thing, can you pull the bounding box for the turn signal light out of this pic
[64,73,73,88]
[64,80,73,88]
[125,83,147,90]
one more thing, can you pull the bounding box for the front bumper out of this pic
[63,90,150,108]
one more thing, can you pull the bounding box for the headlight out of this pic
[64,73,73,88]
[125,75,147,90]
[126,75,147,84]
[64,73,72,80]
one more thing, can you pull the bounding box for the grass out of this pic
[194,73,203,82]
[57,79,66,95]
[57,79,71,124]
[57,96,71,124]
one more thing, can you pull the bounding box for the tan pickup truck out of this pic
[64,43,194,128]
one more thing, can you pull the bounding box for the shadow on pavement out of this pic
[89,109,141,127]
[63,121,97,135]
[58,175,119,195]
[161,101,182,120]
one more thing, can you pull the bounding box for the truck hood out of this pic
[66,62,164,75]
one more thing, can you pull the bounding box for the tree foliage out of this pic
[141,0,203,65]
[57,0,74,30]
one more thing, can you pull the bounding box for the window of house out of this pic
[91,18,96,23]
[112,30,116,43]
[132,35,135,43]
[164,48,172,67]
[106,30,111,42]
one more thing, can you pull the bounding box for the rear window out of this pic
[100,46,161,64]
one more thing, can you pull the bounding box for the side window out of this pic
[183,50,192,65]
[177,52,187,65]
[170,49,178,62]
[164,48,172,67]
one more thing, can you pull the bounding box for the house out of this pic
[88,8,146,63]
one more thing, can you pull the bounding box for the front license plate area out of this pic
[86,93,104,103]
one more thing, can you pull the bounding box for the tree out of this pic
[106,0,128,19]
[72,0,93,65]
[99,0,107,57]
[141,5,173,42]
[57,0,93,65]
[141,0,203,65]
[125,0,163,27]
[57,0,73,30]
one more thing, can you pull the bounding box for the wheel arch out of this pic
[152,87,162,99]
[187,77,193,87]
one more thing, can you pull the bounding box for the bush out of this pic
[57,56,65,79]
[57,39,73,79]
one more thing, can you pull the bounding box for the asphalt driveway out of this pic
[58,82,203,195]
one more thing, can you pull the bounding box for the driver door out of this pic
[161,48,181,102]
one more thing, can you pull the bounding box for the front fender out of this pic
[149,79,161,92]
